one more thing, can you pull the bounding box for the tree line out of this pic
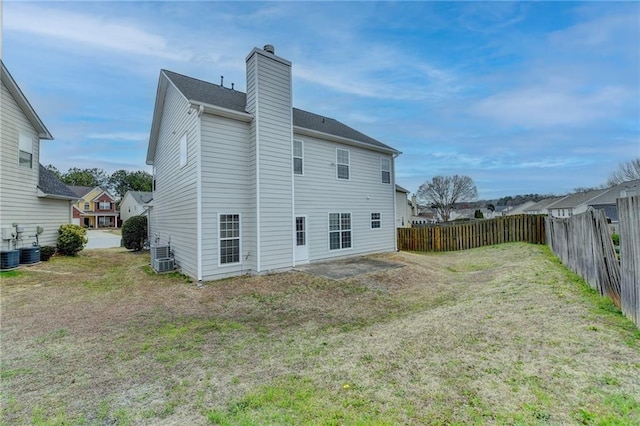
[45,165,152,199]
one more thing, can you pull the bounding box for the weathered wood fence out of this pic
[546,209,621,307]
[397,214,546,252]
[617,196,640,327]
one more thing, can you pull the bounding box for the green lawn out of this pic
[1,243,638,425]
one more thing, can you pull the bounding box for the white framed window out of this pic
[380,157,391,184]
[296,216,306,246]
[179,132,188,167]
[84,203,90,210]
[19,132,33,168]
[371,212,381,229]
[336,149,350,180]
[329,212,351,250]
[98,201,111,210]
[293,140,303,175]
[219,214,241,265]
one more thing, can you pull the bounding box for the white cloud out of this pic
[4,4,191,61]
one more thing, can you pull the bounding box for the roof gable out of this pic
[1,61,53,140]
[547,189,606,209]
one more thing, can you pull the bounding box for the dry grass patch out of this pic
[1,244,638,425]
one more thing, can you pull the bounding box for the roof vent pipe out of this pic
[264,44,275,54]
[220,75,224,87]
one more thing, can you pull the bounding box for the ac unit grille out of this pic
[151,245,170,260]
[153,258,174,273]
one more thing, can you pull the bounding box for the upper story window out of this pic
[336,149,350,180]
[18,132,33,168]
[179,132,187,168]
[293,140,303,175]
[98,201,111,210]
[84,202,90,210]
[380,158,391,184]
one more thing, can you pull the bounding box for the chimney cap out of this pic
[263,44,275,54]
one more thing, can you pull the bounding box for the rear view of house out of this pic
[146,45,400,281]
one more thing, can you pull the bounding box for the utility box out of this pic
[2,228,14,240]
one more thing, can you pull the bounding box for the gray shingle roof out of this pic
[547,189,606,209]
[68,185,95,198]
[129,191,153,204]
[38,164,77,199]
[162,70,397,153]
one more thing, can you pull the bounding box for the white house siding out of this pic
[395,191,411,228]
[149,82,199,277]
[246,49,294,272]
[200,114,255,280]
[120,193,143,223]
[0,80,70,247]
[294,134,396,263]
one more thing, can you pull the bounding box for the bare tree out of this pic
[607,158,640,187]
[417,175,478,222]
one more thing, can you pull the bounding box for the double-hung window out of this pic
[220,214,240,264]
[329,213,351,250]
[19,132,33,168]
[336,149,350,180]
[380,158,391,184]
[293,140,303,175]
[98,201,111,210]
[371,213,381,229]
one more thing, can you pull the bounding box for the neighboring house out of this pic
[395,185,417,228]
[523,197,562,215]
[120,191,153,223]
[69,186,118,228]
[505,201,536,216]
[146,45,400,281]
[0,61,78,248]
[586,180,639,233]
[547,188,607,218]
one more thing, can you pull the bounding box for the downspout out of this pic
[196,105,204,283]
[254,63,261,273]
[289,72,295,267]
[392,153,399,251]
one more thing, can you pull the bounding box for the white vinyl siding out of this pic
[147,82,199,278]
[293,139,303,175]
[1,78,71,246]
[179,132,187,167]
[329,212,351,250]
[371,212,381,229]
[336,148,350,180]
[200,113,255,279]
[293,134,395,263]
[380,157,391,184]
[219,214,241,265]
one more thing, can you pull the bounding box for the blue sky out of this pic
[3,1,639,199]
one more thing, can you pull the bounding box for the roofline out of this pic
[294,125,400,155]
[147,70,174,165]
[189,100,253,122]
[91,190,116,202]
[37,188,79,201]
[1,61,53,140]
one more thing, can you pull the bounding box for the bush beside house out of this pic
[56,224,87,256]
[122,216,147,251]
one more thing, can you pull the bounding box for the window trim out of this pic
[293,139,304,176]
[336,148,350,180]
[328,212,352,251]
[371,212,381,229]
[98,201,111,210]
[179,132,188,168]
[84,202,90,210]
[218,213,242,267]
[18,132,33,169]
[380,157,391,184]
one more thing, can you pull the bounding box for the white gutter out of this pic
[189,100,253,122]
[196,105,204,283]
[294,126,400,156]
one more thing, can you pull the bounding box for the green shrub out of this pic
[40,246,56,261]
[122,215,148,251]
[56,224,87,256]
[474,209,484,219]
[611,233,620,246]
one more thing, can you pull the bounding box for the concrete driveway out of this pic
[85,229,121,249]
[295,255,403,280]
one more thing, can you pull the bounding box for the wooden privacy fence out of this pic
[617,195,640,327]
[397,214,546,252]
[546,209,621,308]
